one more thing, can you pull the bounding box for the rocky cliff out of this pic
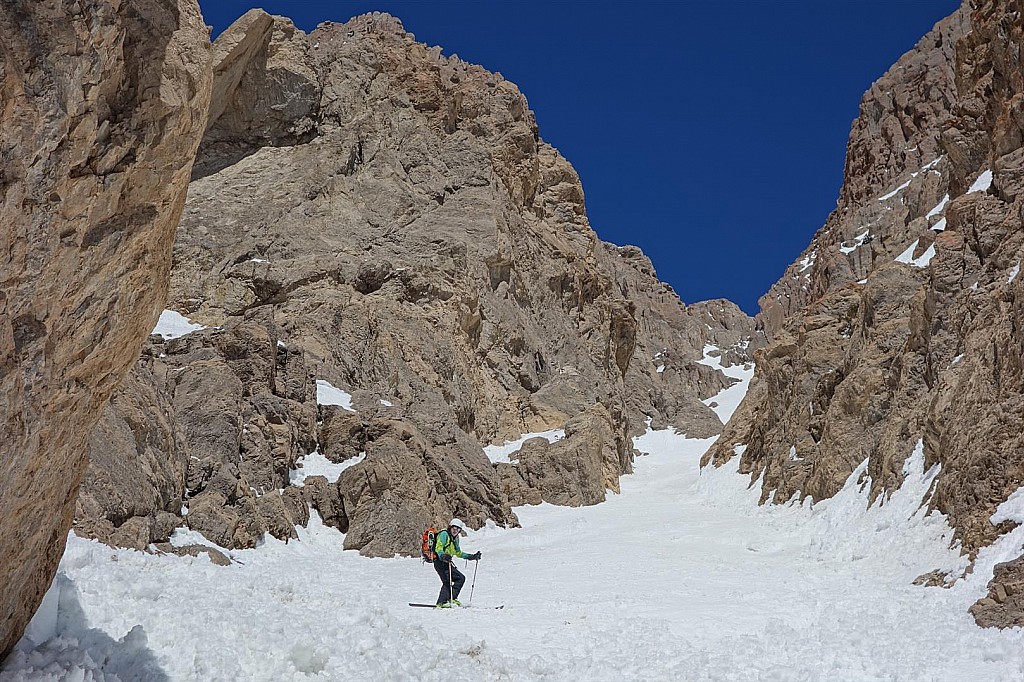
[74,10,758,560]
[0,0,212,658]
[703,0,1024,626]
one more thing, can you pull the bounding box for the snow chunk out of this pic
[876,160,943,204]
[895,240,935,268]
[798,251,817,272]
[484,429,565,464]
[23,574,61,646]
[931,217,947,232]
[290,451,365,486]
[316,380,355,412]
[926,194,949,218]
[895,244,920,266]
[967,169,993,194]
[1009,262,1020,284]
[912,244,936,268]
[878,178,912,201]
[379,399,394,407]
[839,230,870,255]
[152,310,206,340]
[994,487,1024,526]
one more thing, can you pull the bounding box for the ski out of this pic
[408,603,505,609]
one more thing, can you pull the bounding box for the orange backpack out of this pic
[421,527,438,562]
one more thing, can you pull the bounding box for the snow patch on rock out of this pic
[967,169,993,194]
[484,430,566,464]
[151,310,206,340]
[315,380,355,412]
[290,451,365,486]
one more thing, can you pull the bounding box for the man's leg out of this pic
[451,565,466,601]
[433,559,452,605]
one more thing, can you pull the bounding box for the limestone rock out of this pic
[0,0,211,658]
[496,464,543,507]
[79,313,319,550]
[509,403,632,507]
[152,542,232,566]
[301,476,347,531]
[81,9,756,559]
[75,355,188,538]
[704,0,1024,628]
[319,410,366,463]
[196,9,319,178]
[339,418,512,556]
[912,570,957,588]
[972,556,1024,627]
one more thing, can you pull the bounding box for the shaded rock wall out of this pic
[78,10,757,559]
[701,0,1024,626]
[0,0,212,658]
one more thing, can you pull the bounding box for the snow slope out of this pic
[696,345,754,423]
[7,362,1024,681]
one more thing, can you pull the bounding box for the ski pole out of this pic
[448,560,453,605]
[469,558,479,606]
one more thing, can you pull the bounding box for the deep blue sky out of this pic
[200,1,961,314]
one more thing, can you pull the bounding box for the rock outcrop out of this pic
[76,10,758,559]
[702,0,1024,626]
[0,0,212,658]
[971,556,1024,627]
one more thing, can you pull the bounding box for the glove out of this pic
[439,553,452,563]
[470,552,482,561]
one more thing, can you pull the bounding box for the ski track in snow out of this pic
[8,363,1024,680]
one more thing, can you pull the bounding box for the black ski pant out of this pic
[433,557,466,604]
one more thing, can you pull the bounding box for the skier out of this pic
[434,518,481,608]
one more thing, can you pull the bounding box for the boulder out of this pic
[511,404,631,507]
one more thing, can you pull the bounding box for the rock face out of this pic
[0,0,212,659]
[76,11,758,559]
[702,0,1024,626]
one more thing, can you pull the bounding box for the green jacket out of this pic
[434,530,470,561]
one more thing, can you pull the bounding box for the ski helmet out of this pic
[448,518,466,532]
